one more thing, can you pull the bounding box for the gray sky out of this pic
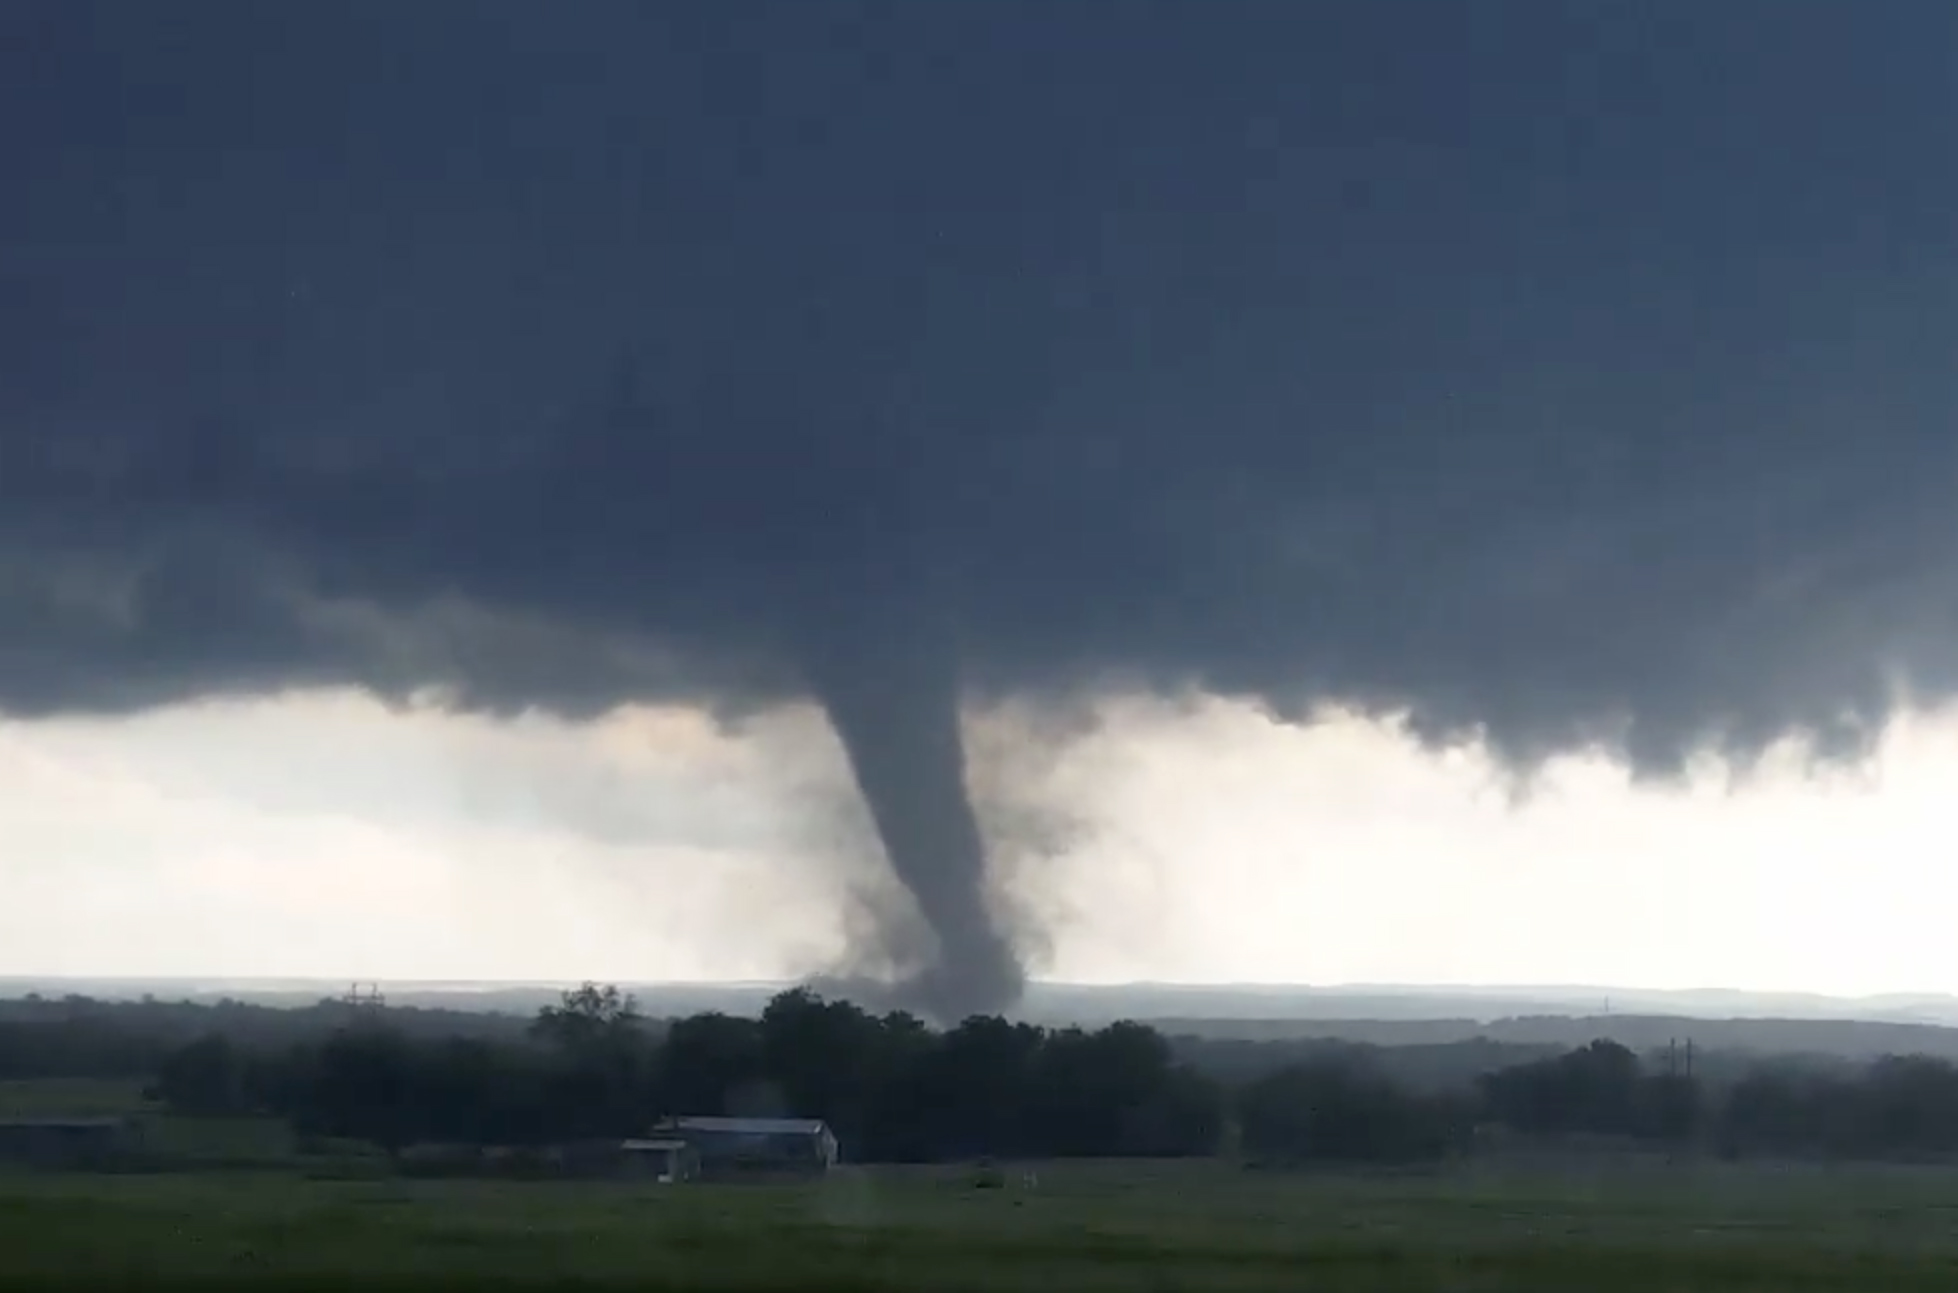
[3,3,1955,1002]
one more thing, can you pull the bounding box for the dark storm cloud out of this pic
[5,2,1957,1011]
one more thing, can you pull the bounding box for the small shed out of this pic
[650,1116,838,1179]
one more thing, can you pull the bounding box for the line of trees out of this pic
[14,986,1958,1164]
[120,985,1958,1166]
[149,986,1226,1161]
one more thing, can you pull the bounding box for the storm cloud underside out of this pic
[4,3,1957,1014]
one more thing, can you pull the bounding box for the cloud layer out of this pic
[4,3,1956,1009]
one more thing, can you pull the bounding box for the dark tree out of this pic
[1240,1060,1464,1164]
[653,1011,766,1118]
[147,1032,244,1116]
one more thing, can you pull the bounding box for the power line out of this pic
[341,982,387,1010]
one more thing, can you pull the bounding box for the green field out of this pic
[2,1160,1958,1290]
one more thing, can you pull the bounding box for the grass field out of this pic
[3,1159,1958,1290]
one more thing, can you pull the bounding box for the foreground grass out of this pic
[3,1160,1958,1289]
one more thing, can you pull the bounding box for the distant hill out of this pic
[8,976,1958,1062]
[16,977,1958,1023]
[1148,1013,1958,1063]
[1020,983,1958,1029]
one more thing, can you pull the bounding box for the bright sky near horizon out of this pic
[5,691,1953,998]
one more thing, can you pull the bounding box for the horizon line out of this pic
[0,974,1952,1006]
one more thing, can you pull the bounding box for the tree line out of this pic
[148,986,1226,1161]
[12,986,1958,1164]
[111,985,1958,1165]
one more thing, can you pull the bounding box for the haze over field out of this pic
[5,3,1958,1013]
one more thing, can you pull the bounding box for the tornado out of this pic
[794,600,1023,1022]
[9,3,1955,1027]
